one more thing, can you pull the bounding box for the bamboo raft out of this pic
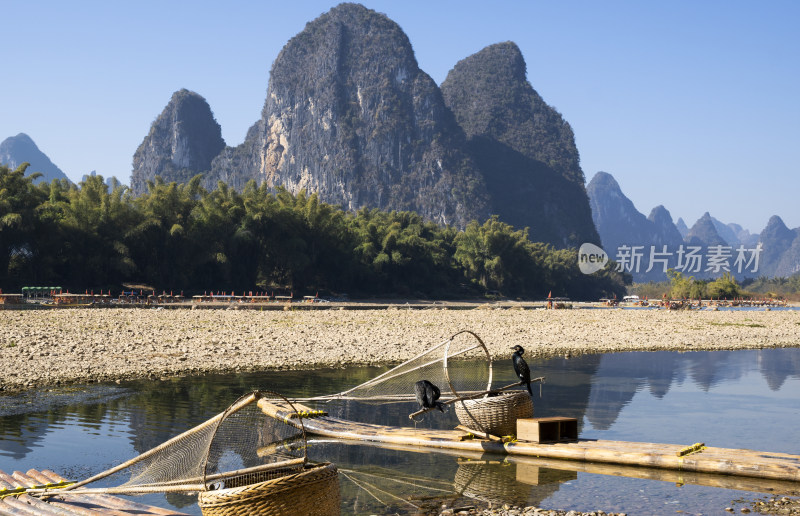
[0,469,188,516]
[311,437,800,496]
[259,399,800,485]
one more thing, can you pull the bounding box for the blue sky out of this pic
[3,1,798,233]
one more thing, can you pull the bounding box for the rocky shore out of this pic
[435,495,800,516]
[737,495,800,514]
[436,495,800,514]
[439,504,627,515]
[1,306,798,393]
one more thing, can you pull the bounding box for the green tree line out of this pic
[631,273,799,302]
[741,274,800,300]
[1,163,628,299]
[665,270,743,300]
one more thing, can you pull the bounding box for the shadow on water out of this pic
[1,348,799,514]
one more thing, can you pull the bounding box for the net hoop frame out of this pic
[201,390,308,491]
[443,330,493,401]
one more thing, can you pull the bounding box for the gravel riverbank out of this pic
[438,504,627,515]
[1,306,798,393]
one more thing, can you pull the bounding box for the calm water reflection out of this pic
[1,348,799,515]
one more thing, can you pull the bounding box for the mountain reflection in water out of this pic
[1,348,799,515]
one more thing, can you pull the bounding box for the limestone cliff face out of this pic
[441,42,598,247]
[442,42,583,185]
[131,89,225,196]
[213,3,488,227]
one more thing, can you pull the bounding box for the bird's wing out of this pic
[430,383,441,401]
[414,381,426,405]
[513,355,531,379]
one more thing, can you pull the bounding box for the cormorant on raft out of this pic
[511,345,533,396]
[414,380,445,412]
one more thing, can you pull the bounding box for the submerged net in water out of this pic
[42,391,307,496]
[301,330,493,404]
[340,466,458,513]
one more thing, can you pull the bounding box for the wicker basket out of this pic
[453,461,531,506]
[454,391,533,437]
[198,462,340,516]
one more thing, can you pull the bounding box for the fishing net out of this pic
[45,391,307,496]
[303,330,493,404]
[339,466,458,513]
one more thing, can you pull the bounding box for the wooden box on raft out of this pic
[517,417,578,443]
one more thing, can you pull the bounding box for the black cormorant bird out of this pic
[414,380,444,412]
[511,345,533,396]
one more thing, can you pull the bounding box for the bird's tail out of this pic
[436,402,446,413]
[526,382,533,396]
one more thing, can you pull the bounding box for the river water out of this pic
[1,348,799,515]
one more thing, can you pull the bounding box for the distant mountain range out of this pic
[0,133,70,184]
[6,135,798,281]
[4,3,798,279]
[587,171,800,281]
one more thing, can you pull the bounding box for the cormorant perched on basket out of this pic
[511,345,533,396]
[414,380,444,412]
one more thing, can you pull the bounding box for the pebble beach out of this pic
[1,305,798,393]
[2,305,798,516]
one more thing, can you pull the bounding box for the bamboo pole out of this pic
[256,436,307,457]
[15,494,80,516]
[10,472,40,490]
[81,494,185,516]
[3,494,62,515]
[455,425,502,441]
[44,500,105,516]
[43,485,207,496]
[84,458,307,491]
[272,406,800,483]
[291,390,501,403]
[0,471,21,489]
[37,470,185,515]
[23,471,67,490]
[34,459,307,497]
[307,437,800,496]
